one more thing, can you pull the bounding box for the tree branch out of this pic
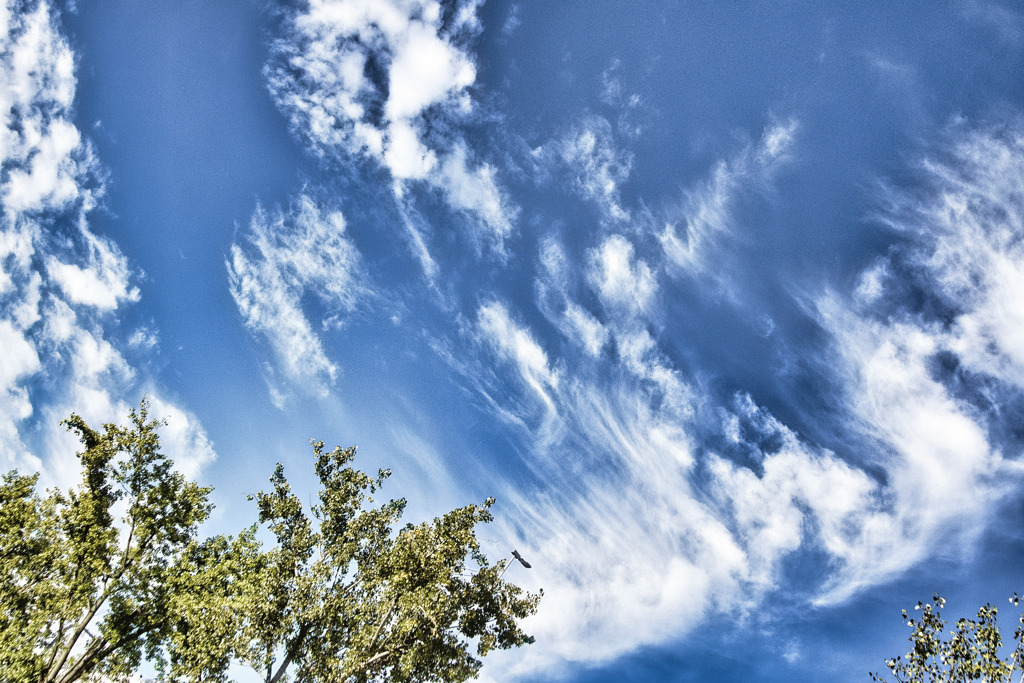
[366,599,397,657]
[46,502,158,682]
[43,612,70,678]
[268,621,311,683]
[44,571,125,683]
[354,649,392,673]
[53,616,152,683]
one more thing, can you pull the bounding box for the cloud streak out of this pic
[227,195,367,402]
[660,120,797,292]
[534,115,634,224]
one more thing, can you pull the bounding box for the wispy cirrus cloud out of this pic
[813,301,996,599]
[475,242,720,672]
[707,394,881,591]
[897,125,1024,385]
[0,0,215,482]
[587,234,656,315]
[448,117,814,674]
[702,122,1024,607]
[660,119,797,291]
[536,227,690,419]
[533,114,633,224]
[477,301,561,414]
[807,121,1024,598]
[47,229,139,310]
[254,0,1024,672]
[227,194,367,404]
[460,118,1024,676]
[599,59,647,139]
[472,318,732,673]
[267,0,517,259]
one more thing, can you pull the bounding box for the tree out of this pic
[230,440,541,683]
[0,402,540,682]
[870,594,1024,683]
[0,401,225,683]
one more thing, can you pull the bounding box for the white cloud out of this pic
[708,394,883,592]
[464,288,745,675]
[759,120,798,162]
[67,315,133,383]
[501,488,744,674]
[660,119,797,287]
[0,221,34,297]
[127,326,158,351]
[534,237,609,359]
[805,122,1024,600]
[563,303,608,358]
[395,199,439,284]
[908,127,1024,385]
[537,115,633,223]
[853,259,888,305]
[4,118,83,212]
[587,234,656,314]
[47,230,139,310]
[599,60,623,107]
[22,291,215,491]
[384,118,437,180]
[581,234,693,415]
[598,60,647,140]
[536,232,688,428]
[468,120,1024,674]
[477,301,560,415]
[0,0,216,484]
[0,3,89,216]
[438,142,515,247]
[268,0,515,251]
[536,230,687,413]
[227,195,367,396]
[385,18,475,121]
[615,328,682,400]
[0,319,40,422]
[484,379,734,676]
[814,299,1000,600]
[146,395,217,481]
[462,123,808,673]
[533,235,569,313]
[36,383,217,492]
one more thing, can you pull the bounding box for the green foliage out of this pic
[870,594,1024,683]
[234,440,542,683]
[0,400,220,683]
[0,402,540,683]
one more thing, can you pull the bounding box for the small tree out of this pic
[870,594,1024,683]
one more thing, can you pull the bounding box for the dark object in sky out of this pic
[512,549,532,569]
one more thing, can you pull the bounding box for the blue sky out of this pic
[3,0,1024,680]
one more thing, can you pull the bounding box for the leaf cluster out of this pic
[870,594,1024,683]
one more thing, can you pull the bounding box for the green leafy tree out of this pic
[0,402,540,682]
[870,594,1024,683]
[232,440,542,683]
[0,401,228,683]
